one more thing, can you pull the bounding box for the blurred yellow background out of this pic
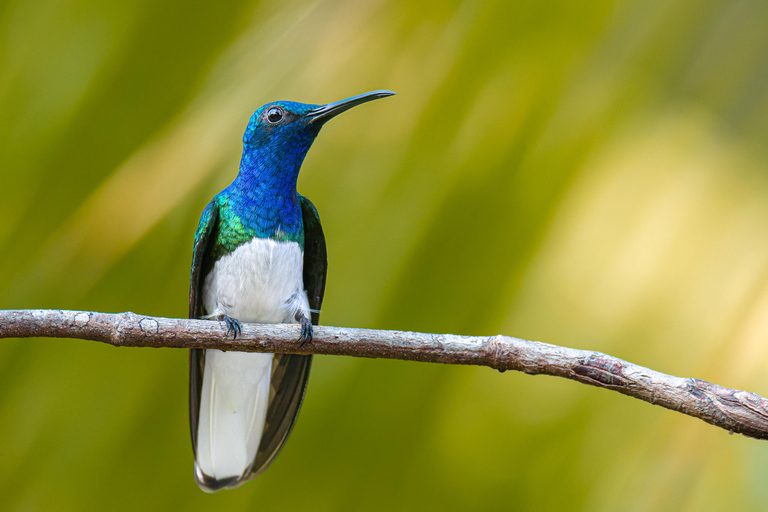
[2,0,768,510]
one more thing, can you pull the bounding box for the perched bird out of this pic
[188,90,394,492]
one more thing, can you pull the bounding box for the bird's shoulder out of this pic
[210,191,305,258]
[213,196,257,252]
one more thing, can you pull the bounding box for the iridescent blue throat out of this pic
[218,123,319,246]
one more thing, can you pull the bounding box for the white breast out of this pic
[202,237,310,324]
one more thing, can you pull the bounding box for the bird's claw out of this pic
[222,316,242,340]
[296,313,313,347]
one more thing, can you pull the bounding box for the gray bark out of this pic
[1,308,767,439]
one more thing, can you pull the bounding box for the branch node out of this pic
[112,311,137,347]
[573,356,631,388]
[487,335,513,373]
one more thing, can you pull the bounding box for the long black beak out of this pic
[307,90,395,124]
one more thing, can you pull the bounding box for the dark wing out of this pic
[247,195,328,478]
[188,200,219,455]
[299,195,329,324]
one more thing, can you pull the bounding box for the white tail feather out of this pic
[195,350,274,482]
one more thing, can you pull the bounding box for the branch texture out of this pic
[2,309,767,440]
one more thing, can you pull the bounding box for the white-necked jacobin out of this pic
[188,90,394,492]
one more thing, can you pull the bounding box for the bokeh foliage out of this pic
[2,0,768,510]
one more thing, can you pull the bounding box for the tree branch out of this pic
[2,308,767,440]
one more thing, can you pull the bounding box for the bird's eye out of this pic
[267,107,283,123]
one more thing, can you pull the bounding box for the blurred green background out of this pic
[2,0,768,510]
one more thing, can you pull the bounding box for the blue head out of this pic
[224,90,394,242]
[241,100,321,176]
[239,90,395,182]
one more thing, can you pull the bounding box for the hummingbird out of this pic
[188,90,394,492]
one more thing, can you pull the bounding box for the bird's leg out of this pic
[295,311,313,346]
[222,315,242,340]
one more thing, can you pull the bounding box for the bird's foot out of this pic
[296,312,313,347]
[222,315,242,340]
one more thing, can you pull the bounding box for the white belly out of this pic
[202,237,310,323]
[195,238,309,487]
